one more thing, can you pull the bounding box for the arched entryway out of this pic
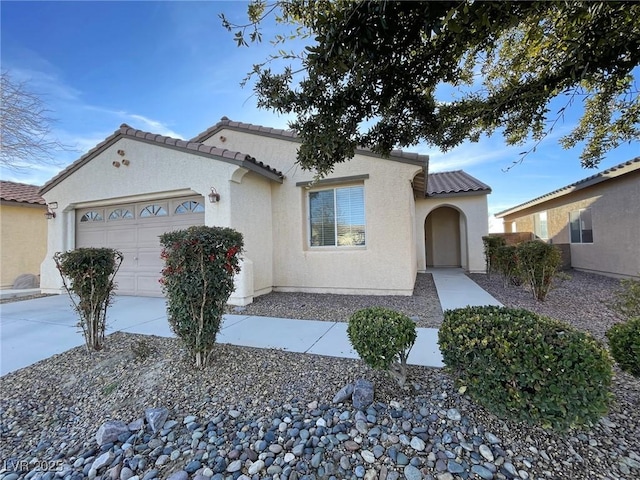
[425,206,463,268]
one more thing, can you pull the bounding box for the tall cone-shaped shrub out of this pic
[55,248,123,351]
[159,226,243,368]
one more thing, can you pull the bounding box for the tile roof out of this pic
[192,117,430,167]
[40,124,285,195]
[0,180,46,205]
[426,170,492,197]
[496,157,640,217]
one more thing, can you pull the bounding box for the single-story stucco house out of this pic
[39,117,492,305]
[496,157,640,279]
[0,180,48,288]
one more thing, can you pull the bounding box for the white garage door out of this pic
[76,196,205,296]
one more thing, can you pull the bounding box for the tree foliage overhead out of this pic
[222,0,640,176]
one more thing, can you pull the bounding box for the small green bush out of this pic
[54,248,123,351]
[482,235,506,278]
[160,226,243,368]
[494,245,522,286]
[438,306,612,430]
[611,277,640,319]
[606,318,640,377]
[347,307,417,387]
[516,241,562,301]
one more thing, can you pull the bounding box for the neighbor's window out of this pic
[569,209,593,243]
[309,186,365,247]
[533,211,548,239]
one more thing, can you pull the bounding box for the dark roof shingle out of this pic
[192,117,429,167]
[496,157,640,217]
[426,170,492,197]
[40,124,284,195]
[0,181,46,205]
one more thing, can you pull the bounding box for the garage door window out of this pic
[108,208,134,220]
[140,204,168,217]
[80,211,103,222]
[175,201,204,214]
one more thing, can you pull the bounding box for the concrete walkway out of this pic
[0,270,500,376]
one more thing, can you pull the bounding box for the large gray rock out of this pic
[96,420,129,446]
[145,407,169,433]
[332,383,354,403]
[352,379,374,410]
[12,273,39,289]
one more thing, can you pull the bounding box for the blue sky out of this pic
[2,1,638,226]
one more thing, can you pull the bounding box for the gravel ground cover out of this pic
[0,270,638,480]
[224,274,444,328]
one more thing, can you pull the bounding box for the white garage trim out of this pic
[76,196,204,297]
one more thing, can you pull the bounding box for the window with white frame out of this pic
[569,208,593,243]
[309,186,365,247]
[533,211,548,239]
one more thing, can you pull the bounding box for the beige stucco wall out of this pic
[40,137,270,304]
[208,129,422,295]
[415,195,489,273]
[500,170,640,278]
[0,203,47,288]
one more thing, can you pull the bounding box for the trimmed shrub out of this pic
[54,248,123,351]
[347,307,417,387]
[482,235,506,278]
[160,226,243,368]
[606,318,640,377]
[611,277,640,319]
[438,306,612,430]
[494,245,522,286]
[516,241,562,301]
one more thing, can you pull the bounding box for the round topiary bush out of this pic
[347,307,417,387]
[438,306,612,430]
[606,318,640,377]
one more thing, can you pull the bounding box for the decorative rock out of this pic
[361,450,376,463]
[447,460,464,474]
[91,451,114,471]
[410,437,426,451]
[128,419,144,431]
[436,474,454,480]
[183,415,196,424]
[269,444,283,454]
[229,410,241,418]
[226,460,242,473]
[479,445,495,462]
[284,453,296,463]
[365,469,378,480]
[404,465,422,480]
[248,460,265,475]
[96,421,129,446]
[485,433,501,445]
[446,409,461,421]
[333,383,354,403]
[355,465,366,478]
[345,440,361,451]
[352,379,374,410]
[13,273,39,289]
[145,408,169,434]
[471,465,494,480]
[120,467,134,480]
[166,473,188,480]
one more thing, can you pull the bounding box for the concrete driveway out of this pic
[0,294,445,376]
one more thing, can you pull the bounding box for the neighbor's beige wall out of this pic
[415,195,489,273]
[500,170,640,278]
[0,203,47,288]
[210,129,422,295]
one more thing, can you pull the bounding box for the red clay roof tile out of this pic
[1,180,46,205]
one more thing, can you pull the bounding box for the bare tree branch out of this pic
[1,71,74,171]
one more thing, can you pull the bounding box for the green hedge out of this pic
[347,307,416,387]
[160,226,243,368]
[606,318,640,377]
[438,306,612,430]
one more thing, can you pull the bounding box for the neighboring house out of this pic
[39,117,491,305]
[0,181,48,288]
[496,157,640,279]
